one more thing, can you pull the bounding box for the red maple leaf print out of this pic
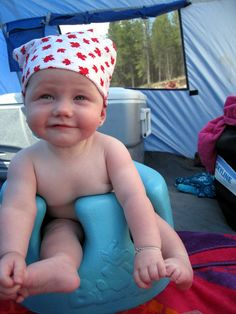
[22,75,25,83]
[87,29,93,32]
[79,67,89,76]
[34,65,40,72]
[26,68,30,78]
[105,61,110,68]
[94,48,101,56]
[105,46,110,53]
[62,59,71,65]
[25,54,29,64]
[42,44,51,50]
[15,54,19,60]
[31,55,38,61]
[41,37,49,43]
[88,53,95,58]
[100,78,104,86]
[57,48,66,53]
[100,65,105,73]
[83,38,90,44]
[92,37,99,43]
[68,34,77,39]
[44,55,54,63]
[76,52,86,60]
[70,42,80,48]
[56,39,63,43]
[41,37,50,43]
[111,56,115,65]
[92,65,98,73]
[20,46,26,55]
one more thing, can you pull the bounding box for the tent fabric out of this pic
[0,31,21,93]
[144,0,236,157]
[0,0,189,24]
[4,18,46,72]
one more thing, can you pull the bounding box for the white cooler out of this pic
[99,87,151,162]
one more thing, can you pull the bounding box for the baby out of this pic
[0,30,193,303]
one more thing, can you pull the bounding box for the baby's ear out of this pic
[100,106,107,126]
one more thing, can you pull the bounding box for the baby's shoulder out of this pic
[96,132,125,149]
[10,141,44,164]
[95,132,131,161]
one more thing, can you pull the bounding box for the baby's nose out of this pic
[53,100,73,117]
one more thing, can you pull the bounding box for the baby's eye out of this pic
[40,94,53,100]
[74,95,85,101]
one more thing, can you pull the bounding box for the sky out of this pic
[60,23,109,35]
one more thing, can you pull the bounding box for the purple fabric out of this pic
[197,268,236,290]
[198,96,236,173]
[178,231,236,254]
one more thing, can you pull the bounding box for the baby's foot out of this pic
[17,254,80,302]
[165,257,193,290]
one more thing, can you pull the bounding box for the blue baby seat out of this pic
[0,162,173,314]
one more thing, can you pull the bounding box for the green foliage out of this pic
[108,11,186,89]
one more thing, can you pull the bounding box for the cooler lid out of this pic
[0,93,23,105]
[108,87,146,101]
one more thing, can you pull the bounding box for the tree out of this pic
[109,20,144,87]
[109,11,186,89]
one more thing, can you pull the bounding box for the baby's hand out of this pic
[165,256,193,290]
[133,247,166,289]
[0,252,26,301]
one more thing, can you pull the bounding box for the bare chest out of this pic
[35,158,112,217]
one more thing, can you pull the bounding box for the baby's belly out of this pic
[40,183,113,220]
[47,203,78,220]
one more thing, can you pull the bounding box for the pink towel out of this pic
[198,96,236,173]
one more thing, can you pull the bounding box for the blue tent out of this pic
[0,0,236,158]
[0,2,236,313]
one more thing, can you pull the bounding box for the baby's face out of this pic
[24,68,105,148]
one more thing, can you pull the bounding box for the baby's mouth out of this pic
[49,123,75,128]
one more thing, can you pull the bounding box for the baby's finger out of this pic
[133,270,151,289]
[171,269,182,283]
[139,267,151,284]
[13,259,26,284]
[166,265,181,282]
[148,265,160,281]
[157,262,167,278]
[0,284,21,300]
[0,263,14,287]
[165,262,175,277]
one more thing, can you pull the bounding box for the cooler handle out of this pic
[140,108,151,138]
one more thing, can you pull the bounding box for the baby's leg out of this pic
[155,214,193,290]
[18,218,83,301]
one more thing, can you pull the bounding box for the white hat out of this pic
[13,29,116,105]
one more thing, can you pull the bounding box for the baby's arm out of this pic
[0,149,37,299]
[105,138,166,288]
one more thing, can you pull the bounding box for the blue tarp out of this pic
[0,0,188,24]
